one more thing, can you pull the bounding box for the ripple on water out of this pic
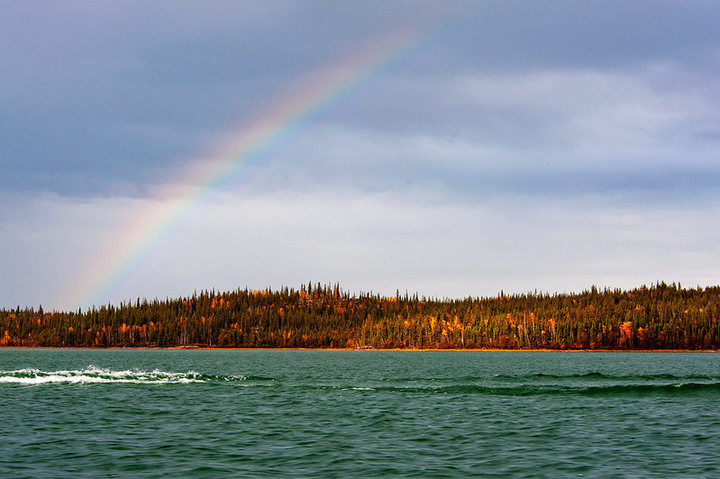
[1,350,719,477]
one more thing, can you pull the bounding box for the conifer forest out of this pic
[2,282,720,350]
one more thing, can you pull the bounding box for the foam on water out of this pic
[0,366,260,385]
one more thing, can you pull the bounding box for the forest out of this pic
[1,282,719,350]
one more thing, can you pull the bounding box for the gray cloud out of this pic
[3,1,719,196]
[2,189,718,311]
[2,1,720,309]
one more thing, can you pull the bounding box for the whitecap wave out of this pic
[0,366,247,385]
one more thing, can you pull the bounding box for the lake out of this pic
[1,349,719,477]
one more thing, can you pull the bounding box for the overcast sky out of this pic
[2,1,719,311]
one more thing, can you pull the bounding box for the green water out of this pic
[1,350,719,477]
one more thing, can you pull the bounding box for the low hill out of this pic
[1,282,719,350]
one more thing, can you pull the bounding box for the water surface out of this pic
[1,350,719,477]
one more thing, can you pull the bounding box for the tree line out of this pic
[1,282,719,350]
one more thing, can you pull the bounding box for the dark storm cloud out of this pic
[3,1,719,197]
[0,1,430,194]
[433,1,720,73]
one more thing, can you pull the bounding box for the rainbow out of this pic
[63,29,425,310]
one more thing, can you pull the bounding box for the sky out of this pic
[2,1,720,312]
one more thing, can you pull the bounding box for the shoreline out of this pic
[1,346,717,353]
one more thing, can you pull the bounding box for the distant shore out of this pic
[4,283,719,350]
[1,346,717,353]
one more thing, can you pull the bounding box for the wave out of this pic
[336,381,720,396]
[5,366,717,395]
[0,366,274,385]
[492,372,720,382]
[379,372,720,386]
